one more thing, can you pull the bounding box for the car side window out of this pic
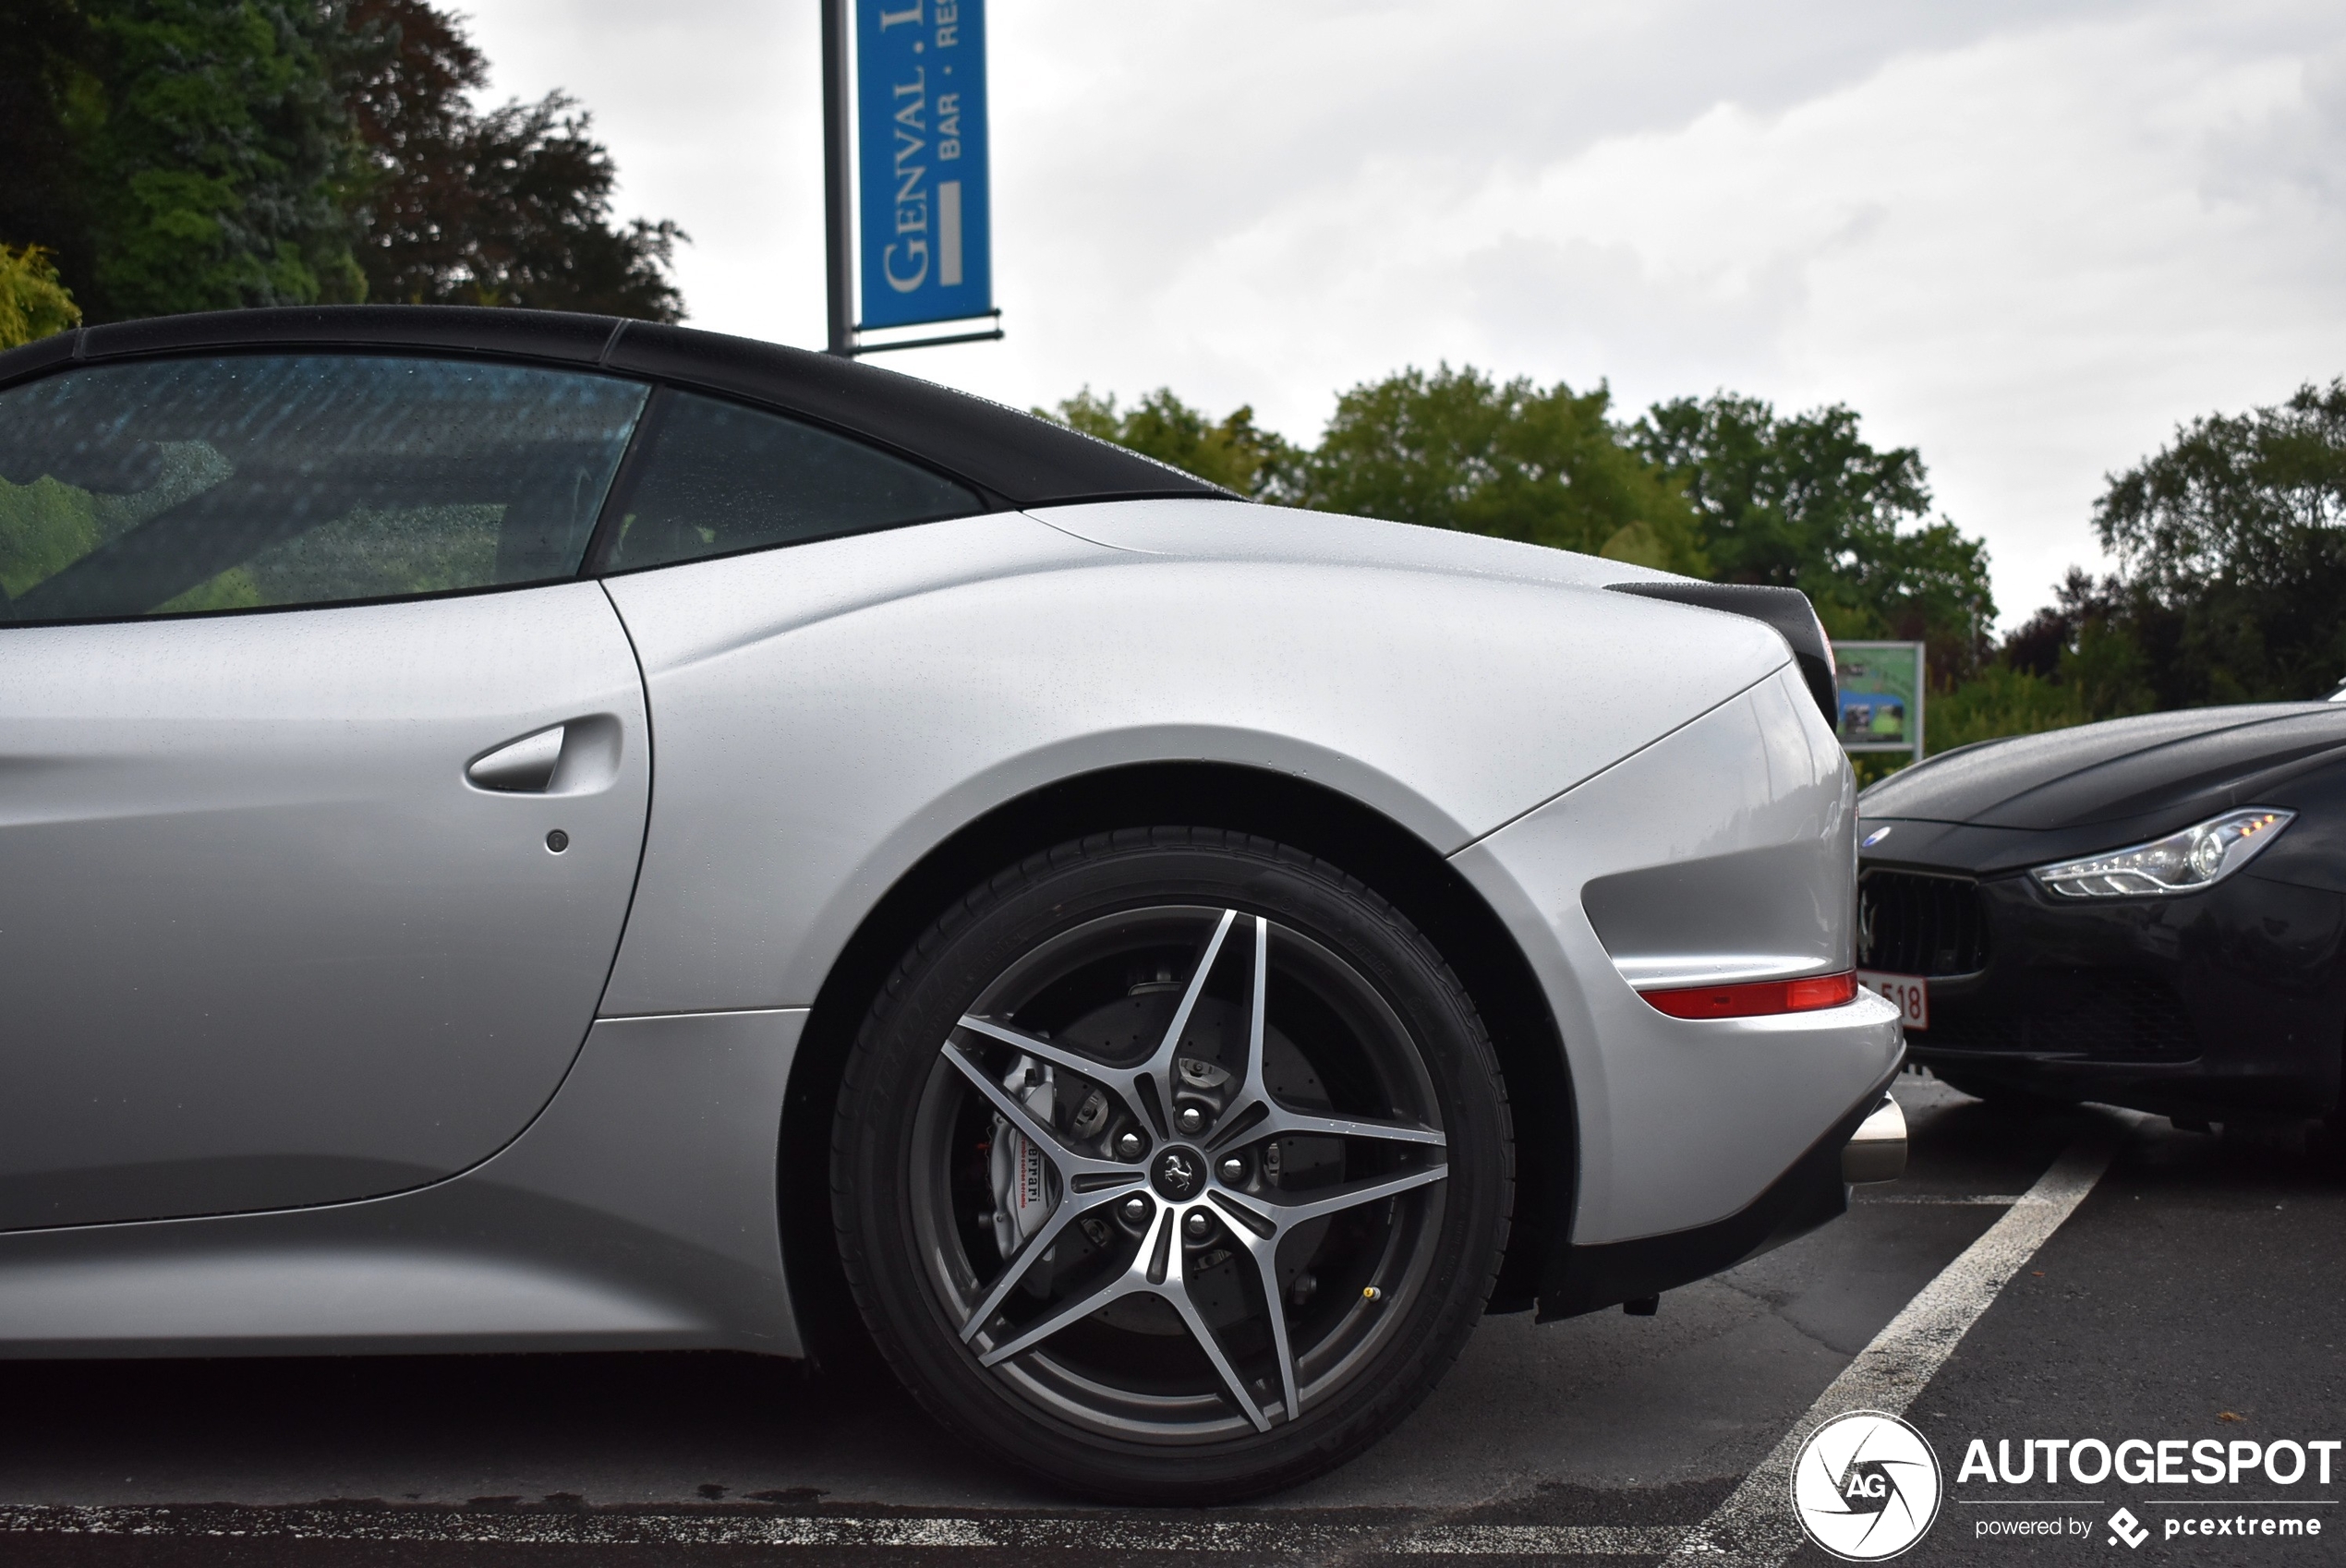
[602,390,983,573]
[0,354,647,623]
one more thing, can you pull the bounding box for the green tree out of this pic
[341,0,685,320]
[0,243,83,347]
[1923,666,2082,755]
[0,0,103,308]
[1,0,683,325]
[1300,365,1708,573]
[79,0,367,320]
[1992,569,2154,719]
[1631,393,1995,679]
[2091,380,2346,705]
[1046,387,1299,499]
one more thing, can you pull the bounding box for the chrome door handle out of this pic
[466,717,623,795]
[467,727,565,791]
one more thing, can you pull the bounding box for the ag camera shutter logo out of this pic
[1791,1410,1944,1561]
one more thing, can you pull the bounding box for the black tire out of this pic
[831,828,1512,1502]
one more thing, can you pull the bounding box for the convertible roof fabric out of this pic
[0,307,1233,512]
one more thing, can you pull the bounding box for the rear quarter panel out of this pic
[596,510,1794,1015]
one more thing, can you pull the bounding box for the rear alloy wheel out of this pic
[833,830,1511,1502]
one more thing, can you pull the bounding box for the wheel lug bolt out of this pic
[1217,1156,1246,1184]
[1177,1106,1204,1134]
[1184,1212,1213,1241]
[1116,1131,1144,1159]
[1121,1196,1149,1224]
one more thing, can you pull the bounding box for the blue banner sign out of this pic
[856,0,990,331]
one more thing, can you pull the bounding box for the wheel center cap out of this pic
[1151,1145,1204,1200]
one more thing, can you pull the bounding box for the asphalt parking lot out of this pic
[2,1070,2339,1566]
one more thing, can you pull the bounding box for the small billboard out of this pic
[1835,641,1926,762]
[856,0,992,332]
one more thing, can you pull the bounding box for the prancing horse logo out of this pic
[1153,1148,1200,1200]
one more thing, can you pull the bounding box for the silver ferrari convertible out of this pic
[0,307,1904,1501]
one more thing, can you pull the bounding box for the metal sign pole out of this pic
[820,0,854,357]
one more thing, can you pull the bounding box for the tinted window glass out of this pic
[605,391,981,572]
[0,355,647,622]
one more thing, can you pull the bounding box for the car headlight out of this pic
[2031,808,2295,899]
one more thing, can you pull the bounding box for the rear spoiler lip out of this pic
[1604,580,1838,723]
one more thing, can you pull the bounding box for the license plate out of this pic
[1859,971,1929,1030]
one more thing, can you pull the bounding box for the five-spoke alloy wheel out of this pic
[834,830,1511,1502]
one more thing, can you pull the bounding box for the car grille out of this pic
[1858,870,1989,977]
[1923,970,2200,1062]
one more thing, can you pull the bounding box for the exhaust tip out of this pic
[1843,1095,1908,1184]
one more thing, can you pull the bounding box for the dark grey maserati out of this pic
[1855,700,2346,1128]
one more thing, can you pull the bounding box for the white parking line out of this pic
[0,1505,1678,1555]
[1853,1193,2034,1205]
[1395,1523,1691,1554]
[0,1508,993,1550]
[1665,1116,2133,1566]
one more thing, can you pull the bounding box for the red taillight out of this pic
[1639,970,1858,1019]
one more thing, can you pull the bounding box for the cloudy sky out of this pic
[464,0,2346,627]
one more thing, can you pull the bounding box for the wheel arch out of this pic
[778,760,1575,1360]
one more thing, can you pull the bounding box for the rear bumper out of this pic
[1451,663,1905,1249]
[1534,1066,1905,1320]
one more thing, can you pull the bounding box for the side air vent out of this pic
[1606,581,1836,721]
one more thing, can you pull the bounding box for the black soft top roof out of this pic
[0,306,1232,512]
